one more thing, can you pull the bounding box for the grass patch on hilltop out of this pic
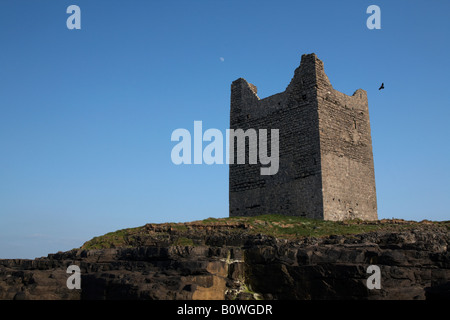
[226,215,385,238]
[83,227,143,250]
[80,215,449,250]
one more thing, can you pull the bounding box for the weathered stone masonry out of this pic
[229,53,377,221]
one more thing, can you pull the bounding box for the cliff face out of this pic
[0,219,449,300]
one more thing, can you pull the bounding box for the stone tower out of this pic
[229,53,377,221]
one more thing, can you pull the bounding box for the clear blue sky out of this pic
[1,0,449,258]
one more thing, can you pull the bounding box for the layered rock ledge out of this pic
[1,216,449,300]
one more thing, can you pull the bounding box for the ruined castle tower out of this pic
[229,53,377,221]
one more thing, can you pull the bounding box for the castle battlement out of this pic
[229,53,377,221]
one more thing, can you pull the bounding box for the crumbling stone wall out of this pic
[229,53,377,221]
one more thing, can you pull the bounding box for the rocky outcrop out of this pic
[0,221,449,300]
